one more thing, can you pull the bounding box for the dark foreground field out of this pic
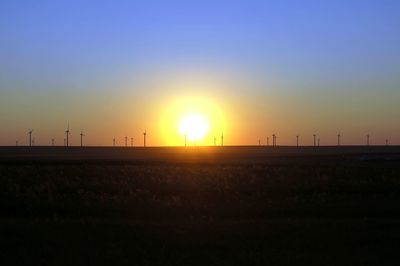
[1,146,400,265]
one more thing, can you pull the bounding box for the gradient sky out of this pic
[1,0,399,146]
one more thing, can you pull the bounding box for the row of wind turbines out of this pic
[185,133,224,147]
[22,125,148,147]
[259,133,388,147]
[18,128,391,147]
[112,131,147,147]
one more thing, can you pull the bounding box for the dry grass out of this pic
[1,147,400,265]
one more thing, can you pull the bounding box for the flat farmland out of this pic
[1,146,400,265]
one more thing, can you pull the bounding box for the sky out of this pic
[0,0,399,146]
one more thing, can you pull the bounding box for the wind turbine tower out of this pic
[185,133,188,147]
[125,136,128,147]
[296,135,299,147]
[313,134,316,147]
[51,138,55,146]
[65,124,71,147]
[267,137,269,146]
[272,134,276,147]
[28,129,33,147]
[80,131,85,147]
[366,134,370,146]
[113,137,116,147]
[337,133,341,146]
[131,137,133,147]
[221,132,224,147]
[143,131,147,147]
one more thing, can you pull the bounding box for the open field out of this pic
[1,146,400,265]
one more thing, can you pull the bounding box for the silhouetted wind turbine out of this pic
[143,131,147,147]
[221,132,224,147]
[51,138,55,146]
[80,131,85,147]
[337,133,341,146]
[272,134,276,147]
[65,124,71,147]
[131,137,133,147]
[113,137,116,147]
[16,140,19,147]
[296,135,299,147]
[267,137,269,146]
[125,136,128,147]
[386,139,389,146]
[313,134,316,147]
[28,129,33,147]
[185,132,188,147]
[366,134,370,146]
[258,139,261,146]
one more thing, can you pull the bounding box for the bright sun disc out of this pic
[179,114,209,141]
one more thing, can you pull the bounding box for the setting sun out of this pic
[159,94,228,146]
[179,114,209,141]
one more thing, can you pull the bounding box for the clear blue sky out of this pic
[1,0,399,146]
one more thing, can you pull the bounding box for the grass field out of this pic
[1,146,400,265]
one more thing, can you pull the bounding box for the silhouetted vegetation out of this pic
[1,147,400,265]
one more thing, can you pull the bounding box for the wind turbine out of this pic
[16,140,19,147]
[267,137,269,146]
[28,129,33,147]
[51,138,55,146]
[221,132,224,147]
[272,134,276,147]
[185,132,188,147]
[143,131,147,147]
[125,136,128,147]
[313,134,316,147]
[337,133,341,146]
[258,139,261,146]
[113,137,116,147]
[386,139,389,146]
[366,134,370,146]
[80,131,85,147]
[65,124,71,147]
[131,137,133,147]
[296,135,299,147]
